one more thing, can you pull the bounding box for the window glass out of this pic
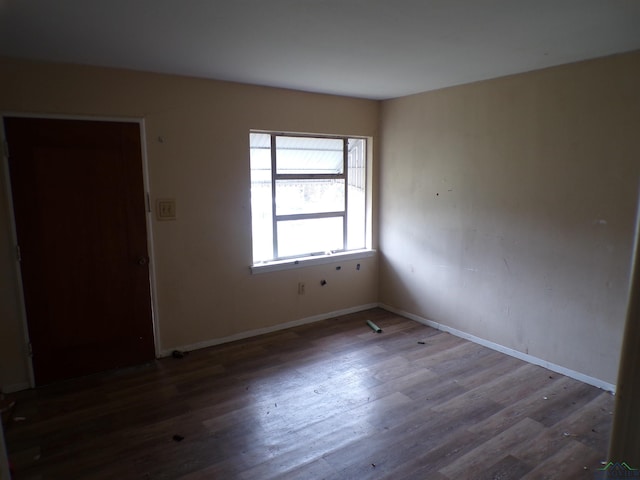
[276,136,343,175]
[277,217,344,258]
[250,133,273,263]
[275,179,345,216]
[347,138,366,250]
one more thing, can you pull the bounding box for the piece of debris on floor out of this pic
[172,350,186,359]
[366,320,382,333]
[417,341,426,345]
[172,435,185,442]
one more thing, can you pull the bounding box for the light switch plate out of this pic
[156,198,176,220]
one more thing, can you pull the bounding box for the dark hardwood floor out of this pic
[5,309,614,479]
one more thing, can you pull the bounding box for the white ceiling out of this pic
[1,0,639,100]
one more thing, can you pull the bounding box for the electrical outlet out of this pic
[298,282,305,295]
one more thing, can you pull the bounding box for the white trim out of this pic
[1,116,36,389]
[380,304,617,393]
[365,136,374,250]
[159,303,378,357]
[251,249,376,274]
[0,417,10,480]
[2,382,30,394]
[0,111,143,124]
[138,119,162,358]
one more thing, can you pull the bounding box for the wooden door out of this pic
[4,117,155,385]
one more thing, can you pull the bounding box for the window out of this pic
[250,132,368,264]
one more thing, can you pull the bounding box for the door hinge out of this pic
[16,244,21,262]
[28,342,33,357]
[146,192,151,213]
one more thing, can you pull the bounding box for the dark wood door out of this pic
[5,117,155,385]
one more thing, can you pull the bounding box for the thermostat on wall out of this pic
[156,198,177,220]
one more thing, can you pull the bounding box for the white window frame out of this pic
[250,131,373,273]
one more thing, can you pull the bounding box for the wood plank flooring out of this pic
[4,309,615,479]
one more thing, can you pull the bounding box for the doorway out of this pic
[4,117,156,385]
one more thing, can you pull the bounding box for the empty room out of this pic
[1,1,640,479]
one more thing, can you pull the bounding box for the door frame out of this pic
[1,112,161,389]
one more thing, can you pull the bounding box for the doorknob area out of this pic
[138,257,148,266]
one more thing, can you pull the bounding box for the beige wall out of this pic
[3,51,639,392]
[0,58,380,390]
[379,50,640,385]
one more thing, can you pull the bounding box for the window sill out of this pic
[250,249,377,275]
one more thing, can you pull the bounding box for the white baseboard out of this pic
[159,303,380,358]
[380,303,616,393]
[10,302,613,394]
[2,382,30,394]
